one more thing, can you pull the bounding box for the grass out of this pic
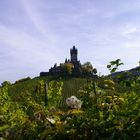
[8,76,87,106]
[61,78,87,106]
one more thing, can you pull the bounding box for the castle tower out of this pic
[70,46,78,62]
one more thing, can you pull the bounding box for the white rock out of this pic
[66,96,82,109]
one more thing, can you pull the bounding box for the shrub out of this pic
[14,77,31,84]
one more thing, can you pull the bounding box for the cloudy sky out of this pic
[1,0,140,83]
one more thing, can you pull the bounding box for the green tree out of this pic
[61,62,74,75]
[1,81,11,87]
[82,62,97,75]
[82,62,93,73]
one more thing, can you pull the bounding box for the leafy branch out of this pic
[107,59,124,73]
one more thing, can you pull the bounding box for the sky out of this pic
[1,0,140,83]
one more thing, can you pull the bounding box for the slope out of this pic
[8,76,87,106]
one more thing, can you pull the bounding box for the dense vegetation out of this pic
[1,62,140,139]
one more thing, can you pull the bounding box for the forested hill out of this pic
[111,66,140,77]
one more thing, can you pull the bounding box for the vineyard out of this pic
[1,74,140,139]
[61,78,87,106]
[8,77,86,103]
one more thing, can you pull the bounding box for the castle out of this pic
[40,46,96,77]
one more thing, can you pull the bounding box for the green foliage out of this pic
[1,73,140,139]
[48,80,63,107]
[107,59,124,73]
[1,81,11,87]
[61,62,74,75]
[61,78,87,106]
[0,86,28,139]
[81,62,97,76]
[82,61,93,74]
[14,77,31,84]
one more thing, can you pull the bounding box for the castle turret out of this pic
[70,46,78,62]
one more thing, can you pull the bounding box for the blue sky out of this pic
[1,0,140,83]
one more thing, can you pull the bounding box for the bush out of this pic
[14,77,31,84]
[1,81,11,87]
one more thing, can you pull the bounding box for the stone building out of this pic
[40,46,96,77]
[40,46,82,77]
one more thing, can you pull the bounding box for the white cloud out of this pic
[20,0,58,46]
[1,0,140,83]
[0,23,59,83]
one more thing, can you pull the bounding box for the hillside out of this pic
[8,76,87,106]
[1,75,140,139]
[111,66,140,78]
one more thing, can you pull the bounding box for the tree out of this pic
[93,68,97,75]
[61,62,74,75]
[1,81,11,87]
[82,62,97,75]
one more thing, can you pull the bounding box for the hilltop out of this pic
[40,46,97,77]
